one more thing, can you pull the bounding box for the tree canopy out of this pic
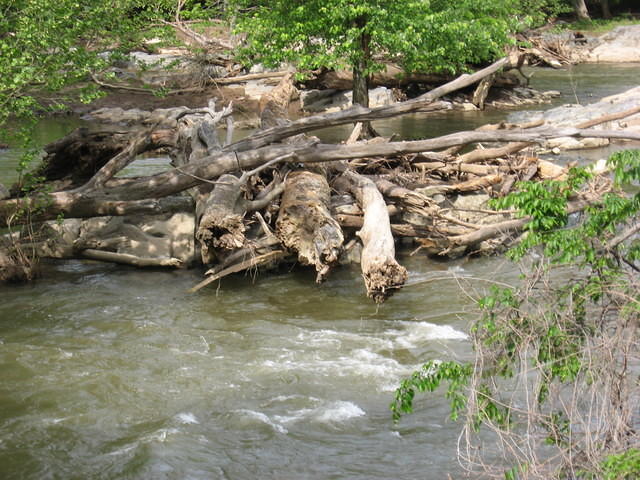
[231,0,521,107]
[0,0,141,128]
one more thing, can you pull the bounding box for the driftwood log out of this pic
[336,170,408,303]
[2,55,639,302]
[276,171,343,283]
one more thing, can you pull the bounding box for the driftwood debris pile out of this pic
[2,57,639,302]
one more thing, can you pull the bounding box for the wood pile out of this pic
[1,57,638,302]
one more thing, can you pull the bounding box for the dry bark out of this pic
[0,249,34,282]
[259,73,297,130]
[276,171,344,282]
[2,54,635,304]
[472,73,495,110]
[196,173,248,265]
[338,170,408,303]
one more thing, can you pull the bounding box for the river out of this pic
[0,64,639,479]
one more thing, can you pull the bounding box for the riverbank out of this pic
[52,20,639,123]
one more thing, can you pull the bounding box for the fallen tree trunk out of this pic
[227,57,513,152]
[81,249,184,267]
[276,170,344,282]
[337,170,408,303]
[196,173,247,265]
[2,55,637,305]
[2,126,639,227]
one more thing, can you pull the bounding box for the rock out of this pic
[249,63,266,74]
[432,194,446,205]
[127,51,188,69]
[508,86,640,151]
[301,87,396,113]
[415,185,449,197]
[547,136,609,151]
[585,26,640,63]
[458,102,479,111]
[0,183,9,200]
[244,80,276,100]
[452,194,491,224]
[537,159,567,180]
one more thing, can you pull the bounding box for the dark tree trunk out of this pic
[352,20,377,139]
[572,0,591,20]
[600,0,612,19]
[352,63,369,109]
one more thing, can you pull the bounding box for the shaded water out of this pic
[0,64,639,479]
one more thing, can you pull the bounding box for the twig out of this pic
[189,250,285,293]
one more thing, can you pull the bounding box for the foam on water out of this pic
[259,348,412,387]
[406,265,470,285]
[273,400,366,425]
[257,322,468,392]
[234,409,288,434]
[314,401,365,423]
[295,329,394,350]
[391,321,468,349]
[175,412,199,425]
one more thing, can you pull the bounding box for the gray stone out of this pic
[432,194,447,205]
[507,86,640,151]
[452,194,491,224]
[0,183,9,200]
[585,25,640,63]
[301,87,396,113]
[415,185,449,197]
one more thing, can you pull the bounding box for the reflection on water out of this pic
[1,64,640,479]
[0,117,85,186]
[523,62,640,106]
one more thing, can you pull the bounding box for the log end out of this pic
[196,213,246,264]
[0,250,36,283]
[363,260,408,304]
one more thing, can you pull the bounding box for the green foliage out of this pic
[554,15,639,34]
[130,0,226,21]
[0,0,140,128]
[518,0,572,26]
[393,150,640,477]
[391,360,472,422]
[600,448,640,480]
[230,0,521,80]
